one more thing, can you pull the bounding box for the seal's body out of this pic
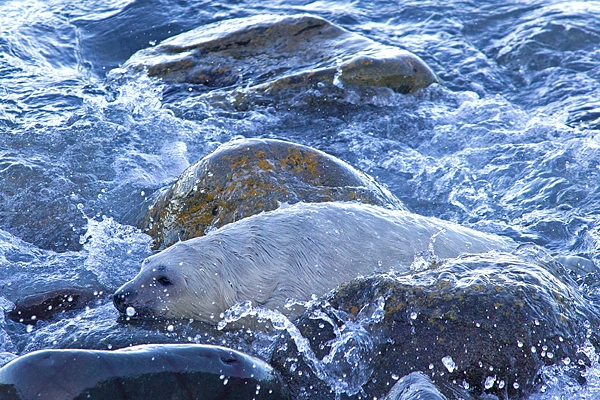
[114,202,514,324]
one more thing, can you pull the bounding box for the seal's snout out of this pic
[113,287,136,314]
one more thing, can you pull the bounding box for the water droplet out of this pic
[498,380,505,389]
[484,376,496,389]
[410,312,417,320]
[513,382,520,389]
[26,325,34,333]
[126,307,136,317]
[167,324,174,332]
[517,340,523,348]
[391,374,399,380]
[442,356,456,373]
[531,346,537,353]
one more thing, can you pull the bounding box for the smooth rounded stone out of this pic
[270,248,599,400]
[122,14,438,95]
[6,287,103,325]
[139,138,405,249]
[0,344,290,400]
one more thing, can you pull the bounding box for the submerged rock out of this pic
[122,14,438,97]
[139,138,405,249]
[0,344,289,400]
[6,287,102,325]
[270,248,599,399]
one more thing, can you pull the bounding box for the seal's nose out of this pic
[113,288,136,314]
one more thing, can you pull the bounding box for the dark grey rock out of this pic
[270,247,599,399]
[121,14,438,98]
[6,287,103,324]
[0,344,290,400]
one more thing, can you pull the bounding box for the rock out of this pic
[270,248,599,399]
[122,14,438,96]
[139,138,405,249]
[6,287,102,325]
[0,344,290,400]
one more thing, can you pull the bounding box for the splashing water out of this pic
[219,297,386,397]
[80,214,153,289]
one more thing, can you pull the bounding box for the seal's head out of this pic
[113,240,235,322]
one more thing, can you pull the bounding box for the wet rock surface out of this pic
[270,248,600,399]
[139,138,405,249]
[0,344,290,400]
[121,14,438,98]
[6,287,103,325]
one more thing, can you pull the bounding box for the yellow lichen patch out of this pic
[256,153,274,171]
[228,155,250,172]
[279,149,320,180]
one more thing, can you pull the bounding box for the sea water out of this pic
[1,0,600,398]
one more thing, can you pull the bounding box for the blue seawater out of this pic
[1,0,600,398]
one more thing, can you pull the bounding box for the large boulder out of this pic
[270,248,599,399]
[121,14,438,96]
[139,138,405,249]
[0,344,290,400]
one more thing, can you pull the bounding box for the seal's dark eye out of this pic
[156,276,173,286]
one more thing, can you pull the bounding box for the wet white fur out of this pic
[117,202,515,323]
